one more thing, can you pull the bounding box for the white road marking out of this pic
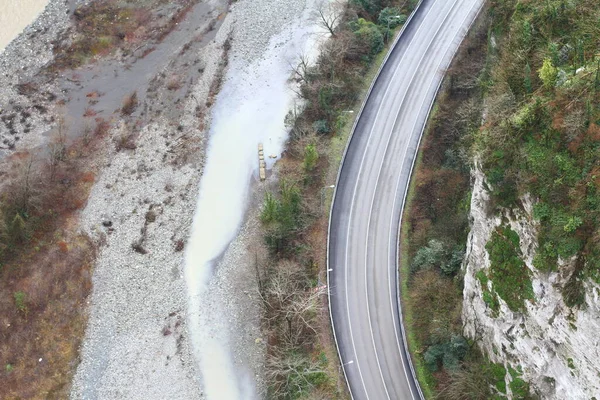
[341,1,444,397]
[362,1,466,398]
[386,1,483,398]
[333,0,485,398]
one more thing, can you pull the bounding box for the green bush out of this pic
[352,18,384,61]
[441,247,465,275]
[411,240,464,275]
[424,335,468,372]
[486,226,533,312]
[510,377,530,399]
[538,58,558,89]
[261,192,278,223]
[411,239,445,272]
[8,213,27,246]
[312,119,329,135]
[350,0,383,15]
[262,181,303,254]
[14,291,27,314]
[487,362,507,394]
[377,8,406,28]
[303,144,319,173]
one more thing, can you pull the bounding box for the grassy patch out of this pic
[486,225,534,312]
[0,120,106,398]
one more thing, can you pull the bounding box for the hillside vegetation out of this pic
[401,8,517,398]
[0,123,105,398]
[479,0,600,308]
[403,0,600,398]
[259,0,419,398]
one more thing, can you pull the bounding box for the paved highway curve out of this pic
[327,0,485,398]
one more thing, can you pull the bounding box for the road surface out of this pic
[327,0,485,398]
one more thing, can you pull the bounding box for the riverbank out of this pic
[182,0,329,398]
[0,0,339,397]
[0,0,246,397]
[0,0,49,52]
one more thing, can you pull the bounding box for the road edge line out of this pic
[326,1,427,398]
[393,1,486,398]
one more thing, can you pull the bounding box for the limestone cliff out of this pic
[462,167,600,399]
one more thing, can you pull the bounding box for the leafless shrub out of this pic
[314,0,344,37]
[289,52,312,84]
[121,91,138,115]
[438,361,495,400]
[260,260,325,347]
[48,116,68,181]
[166,75,182,91]
[563,107,586,141]
[5,155,42,217]
[114,132,137,151]
[266,347,328,398]
[94,118,111,137]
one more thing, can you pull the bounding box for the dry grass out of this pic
[205,35,232,108]
[166,75,182,91]
[121,91,138,116]
[0,235,95,399]
[0,120,106,398]
[50,0,198,71]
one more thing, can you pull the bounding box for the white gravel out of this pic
[0,0,73,155]
[1,0,328,398]
[69,4,231,398]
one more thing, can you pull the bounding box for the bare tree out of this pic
[266,347,328,399]
[48,116,68,181]
[6,154,41,216]
[259,259,326,346]
[289,52,312,84]
[314,0,343,37]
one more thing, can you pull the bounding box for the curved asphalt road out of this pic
[327,0,485,398]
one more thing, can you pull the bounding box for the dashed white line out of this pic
[341,0,444,397]
[362,1,466,398]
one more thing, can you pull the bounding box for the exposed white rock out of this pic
[462,166,600,399]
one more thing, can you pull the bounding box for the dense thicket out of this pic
[259,1,420,398]
[404,0,600,398]
[402,10,505,398]
[479,0,600,306]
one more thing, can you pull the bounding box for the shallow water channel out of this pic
[183,1,324,398]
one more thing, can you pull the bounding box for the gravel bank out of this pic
[1,0,323,397]
[69,2,232,397]
[0,0,72,154]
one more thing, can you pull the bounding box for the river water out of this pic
[183,1,325,398]
[0,0,49,51]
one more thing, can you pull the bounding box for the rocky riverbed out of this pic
[0,0,326,398]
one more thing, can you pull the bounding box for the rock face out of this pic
[462,167,600,399]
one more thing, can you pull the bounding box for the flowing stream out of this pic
[183,2,325,399]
